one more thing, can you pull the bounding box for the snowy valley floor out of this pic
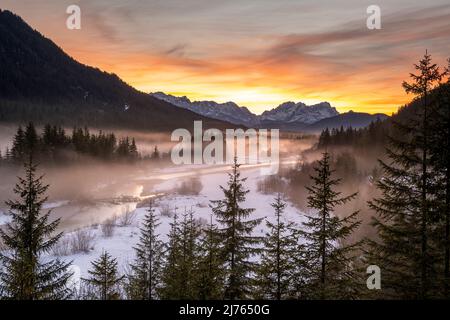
[0,162,306,285]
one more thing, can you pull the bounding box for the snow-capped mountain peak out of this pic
[151,92,258,126]
[260,101,338,124]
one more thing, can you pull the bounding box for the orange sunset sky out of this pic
[2,0,450,115]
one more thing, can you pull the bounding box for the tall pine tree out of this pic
[195,215,224,300]
[82,250,124,300]
[127,202,164,300]
[368,52,444,299]
[255,194,297,300]
[160,212,182,299]
[428,58,450,297]
[0,156,73,300]
[441,60,450,297]
[301,152,361,299]
[11,125,25,162]
[177,208,201,299]
[211,158,262,299]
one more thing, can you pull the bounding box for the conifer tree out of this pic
[211,158,262,299]
[402,51,444,298]
[83,251,124,300]
[255,194,297,300]
[11,125,25,162]
[177,208,201,299]
[127,202,164,300]
[441,60,450,297]
[23,122,39,157]
[0,156,73,300]
[301,152,361,299]
[428,58,450,297]
[368,52,444,299]
[318,128,331,148]
[160,209,201,299]
[129,138,139,160]
[160,213,183,299]
[195,215,224,300]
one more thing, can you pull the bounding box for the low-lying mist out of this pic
[259,145,386,243]
[0,124,382,242]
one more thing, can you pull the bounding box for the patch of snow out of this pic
[0,211,11,226]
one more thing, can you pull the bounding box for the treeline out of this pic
[0,123,140,164]
[318,80,449,154]
[318,119,389,149]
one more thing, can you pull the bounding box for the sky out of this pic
[1,0,450,115]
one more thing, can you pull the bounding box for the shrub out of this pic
[176,177,203,195]
[159,203,173,217]
[71,229,96,254]
[101,218,116,237]
[118,208,137,227]
[52,236,72,256]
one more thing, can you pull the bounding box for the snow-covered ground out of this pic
[0,210,11,225]
[1,163,306,285]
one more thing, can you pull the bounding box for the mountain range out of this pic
[151,92,388,132]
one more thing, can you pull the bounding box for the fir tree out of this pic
[82,251,124,300]
[195,215,224,300]
[160,212,183,299]
[0,156,73,300]
[178,208,201,299]
[428,58,450,297]
[116,137,131,159]
[11,125,25,162]
[211,158,262,299]
[301,152,361,299]
[402,51,444,298]
[441,60,450,297]
[23,122,39,157]
[160,208,201,299]
[255,194,297,300]
[127,202,164,300]
[129,138,139,160]
[318,128,331,148]
[368,52,444,299]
